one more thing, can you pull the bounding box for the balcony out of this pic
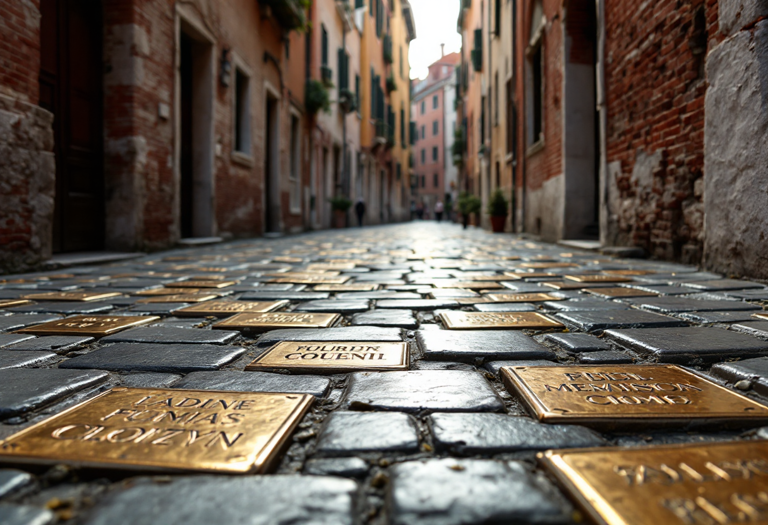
[375,120,390,147]
[321,65,333,87]
[259,0,308,31]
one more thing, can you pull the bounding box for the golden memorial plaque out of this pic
[268,276,351,284]
[604,269,655,276]
[439,311,563,330]
[170,281,236,289]
[172,300,289,317]
[264,271,341,278]
[136,294,220,304]
[20,291,123,302]
[542,281,605,290]
[306,263,356,271]
[585,287,659,298]
[271,256,304,263]
[212,312,341,332]
[520,262,579,269]
[246,342,408,373]
[0,299,33,308]
[0,387,313,474]
[135,288,215,296]
[487,293,562,303]
[564,275,634,283]
[16,315,159,337]
[313,283,379,292]
[539,440,768,525]
[501,365,768,429]
[503,272,557,280]
[434,281,504,289]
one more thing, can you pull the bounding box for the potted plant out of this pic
[306,79,331,115]
[457,192,481,230]
[487,189,509,233]
[328,196,352,228]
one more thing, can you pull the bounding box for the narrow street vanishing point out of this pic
[0,223,768,524]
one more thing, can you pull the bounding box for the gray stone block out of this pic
[0,334,35,348]
[429,413,606,453]
[388,459,570,525]
[100,326,239,345]
[0,505,55,525]
[711,357,768,397]
[0,368,108,418]
[543,332,610,352]
[256,327,402,346]
[59,343,245,374]
[117,373,182,389]
[342,370,504,413]
[416,330,555,362]
[473,302,538,312]
[172,370,330,398]
[376,299,459,310]
[626,296,760,313]
[350,309,417,328]
[304,458,369,478]
[605,327,768,363]
[83,476,357,525]
[679,311,759,324]
[483,360,557,375]
[0,469,32,498]
[10,302,113,315]
[577,350,633,364]
[294,300,370,313]
[555,309,688,332]
[732,321,768,339]
[0,315,61,332]
[0,350,57,369]
[4,335,93,353]
[315,412,419,456]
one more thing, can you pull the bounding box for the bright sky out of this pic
[408,0,462,80]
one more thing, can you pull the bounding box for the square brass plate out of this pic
[134,288,207,296]
[564,275,634,283]
[172,300,289,317]
[246,342,409,373]
[503,272,557,280]
[501,365,768,429]
[16,315,160,337]
[268,277,351,285]
[20,292,123,302]
[170,281,236,289]
[0,387,313,474]
[439,311,563,330]
[0,299,33,308]
[585,287,659,298]
[312,284,380,292]
[212,312,341,332]
[136,294,220,304]
[487,293,562,303]
[434,281,504,289]
[539,440,768,525]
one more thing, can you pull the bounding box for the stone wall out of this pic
[704,0,768,279]
[601,0,718,263]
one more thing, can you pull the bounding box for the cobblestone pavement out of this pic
[1,222,768,524]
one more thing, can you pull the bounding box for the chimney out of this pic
[440,43,445,57]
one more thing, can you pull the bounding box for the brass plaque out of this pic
[135,288,212,296]
[503,272,557,280]
[520,262,579,269]
[0,387,312,474]
[268,276,351,284]
[603,269,655,276]
[542,281,604,290]
[136,294,220,304]
[272,256,304,263]
[539,440,768,525]
[564,275,634,283]
[0,299,33,308]
[212,312,341,332]
[246,342,408,373]
[439,311,563,330]
[172,300,289,317]
[16,315,159,337]
[753,312,768,321]
[586,287,659,298]
[312,284,380,292]
[264,271,341,278]
[20,291,123,302]
[501,365,768,428]
[306,263,356,271]
[487,293,561,303]
[434,281,504,289]
[170,281,236,289]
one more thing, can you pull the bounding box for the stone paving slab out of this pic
[0,334,35,348]
[0,504,55,525]
[172,370,331,397]
[100,326,239,345]
[555,309,689,332]
[0,368,108,418]
[0,470,32,498]
[0,315,62,332]
[416,330,555,362]
[0,350,57,369]
[256,327,402,346]
[350,309,418,328]
[314,412,420,456]
[543,332,611,352]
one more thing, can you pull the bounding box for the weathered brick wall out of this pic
[0,0,55,273]
[603,0,719,263]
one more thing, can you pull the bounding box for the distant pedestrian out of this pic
[435,200,444,222]
[355,198,366,227]
[416,202,424,220]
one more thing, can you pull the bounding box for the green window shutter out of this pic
[356,0,364,8]
[337,48,349,90]
[472,28,483,71]
[321,26,329,65]
[355,74,360,107]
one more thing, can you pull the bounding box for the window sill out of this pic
[526,140,544,157]
[505,153,514,164]
[231,151,255,168]
[289,207,302,216]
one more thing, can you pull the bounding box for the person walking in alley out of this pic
[355,199,366,227]
[435,200,444,222]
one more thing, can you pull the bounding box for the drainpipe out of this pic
[342,26,349,199]
[519,0,527,234]
[596,0,608,246]
[510,0,517,231]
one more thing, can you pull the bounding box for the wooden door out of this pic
[39,0,105,253]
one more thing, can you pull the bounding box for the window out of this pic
[421,125,425,139]
[494,72,499,126]
[494,0,501,35]
[356,0,364,7]
[421,175,425,188]
[527,1,545,146]
[433,173,438,187]
[396,162,401,180]
[234,68,251,155]
[433,120,438,136]
[355,74,360,112]
[421,148,425,164]
[432,146,438,161]
[506,78,515,155]
[400,107,406,147]
[399,46,403,78]
[421,100,425,114]
[289,114,301,212]
[495,161,500,189]
[321,25,328,66]
[338,49,349,90]
[433,95,438,109]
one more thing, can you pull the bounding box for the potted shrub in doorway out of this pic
[328,196,352,228]
[487,189,509,233]
[457,192,481,230]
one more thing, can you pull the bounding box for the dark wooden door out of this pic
[179,32,194,238]
[39,0,104,253]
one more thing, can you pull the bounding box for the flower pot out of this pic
[490,215,507,233]
[333,210,347,229]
